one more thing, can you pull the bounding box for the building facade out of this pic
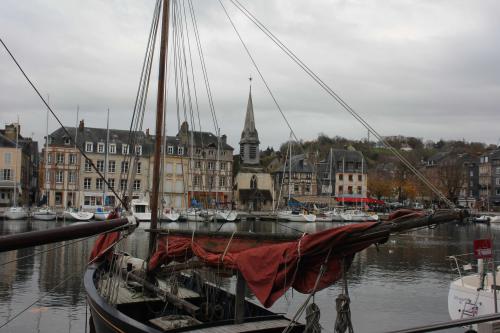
[479,149,500,210]
[316,148,368,198]
[273,153,317,204]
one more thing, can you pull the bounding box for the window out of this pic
[470,170,474,177]
[108,160,116,173]
[338,174,343,181]
[109,144,116,154]
[135,145,142,156]
[85,159,92,172]
[193,175,200,186]
[177,147,184,155]
[64,137,71,145]
[348,174,353,182]
[485,157,489,163]
[85,142,93,152]
[69,154,77,165]
[208,176,214,188]
[121,161,129,173]
[120,179,127,191]
[97,160,104,172]
[219,177,226,187]
[167,146,174,154]
[207,161,215,170]
[249,146,257,159]
[55,171,64,183]
[84,196,97,206]
[496,178,500,186]
[84,177,91,190]
[195,161,201,169]
[68,171,76,184]
[250,175,257,189]
[122,144,129,155]
[96,178,103,190]
[55,192,62,205]
[220,162,226,171]
[137,162,142,174]
[2,169,11,180]
[294,184,299,192]
[496,167,500,175]
[348,186,353,194]
[175,180,183,192]
[358,175,362,182]
[497,188,500,196]
[166,163,173,174]
[338,185,343,194]
[306,184,311,193]
[56,153,64,165]
[175,163,182,175]
[195,148,202,155]
[4,152,11,165]
[208,150,215,156]
[357,186,362,194]
[97,143,105,153]
[47,153,52,165]
[108,178,115,189]
[133,180,141,190]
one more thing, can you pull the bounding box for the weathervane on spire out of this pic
[249,75,252,91]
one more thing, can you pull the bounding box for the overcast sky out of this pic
[1,0,500,151]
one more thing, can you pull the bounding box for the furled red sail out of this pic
[148,222,382,307]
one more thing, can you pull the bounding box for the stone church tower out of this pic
[239,87,260,166]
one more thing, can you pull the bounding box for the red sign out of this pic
[474,239,493,259]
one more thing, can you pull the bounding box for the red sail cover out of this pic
[149,222,380,307]
[89,211,121,262]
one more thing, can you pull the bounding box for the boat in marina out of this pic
[94,207,111,221]
[160,207,180,222]
[130,199,152,222]
[277,209,316,222]
[4,206,28,220]
[63,208,94,221]
[181,208,204,222]
[211,209,238,222]
[315,208,344,222]
[32,207,57,221]
[341,209,379,222]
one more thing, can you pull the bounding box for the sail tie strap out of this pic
[305,303,321,333]
[221,230,236,264]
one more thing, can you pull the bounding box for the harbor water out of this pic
[0,218,495,333]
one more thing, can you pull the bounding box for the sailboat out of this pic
[33,107,57,221]
[4,119,28,220]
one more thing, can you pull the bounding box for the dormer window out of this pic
[64,137,71,145]
[109,144,116,154]
[135,145,142,156]
[167,146,174,154]
[85,142,93,152]
[177,147,184,155]
[122,144,129,155]
[97,143,105,153]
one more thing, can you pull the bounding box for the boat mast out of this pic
[13,116,19,208]
[288,134,292,204]
[150,0,171,253]
[329,147,333,208]
[104,108,110,207]
[74,105,79,208]
[45,106,50,207]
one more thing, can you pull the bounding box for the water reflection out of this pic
[0,219,495,332]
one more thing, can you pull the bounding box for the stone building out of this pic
[316,148,367,198]
[233,88,274,211]
[178,121,234,208]
[0,123,38,206]
[479,149,500,210]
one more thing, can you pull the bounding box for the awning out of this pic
[335,197,385,205]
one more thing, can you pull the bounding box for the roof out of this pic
[0,133,16,148]
[240,89,259,144]
[238,189,273,201]
[283,154,315,173]
[427,151,450,163]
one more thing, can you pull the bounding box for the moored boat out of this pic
[63,208,94,221]
[161,208,180,222]
[4,206,28,220]
[277,209,316,222]
[341,209,378,222]
[131,199,152,222]
[32,207,57,221]
[94,207,111,221]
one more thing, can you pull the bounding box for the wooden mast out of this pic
[150,0,171,253]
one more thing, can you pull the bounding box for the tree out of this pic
[368,174,394,200]
[436,157,466,203]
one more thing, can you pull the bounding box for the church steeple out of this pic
[240,80,260,165]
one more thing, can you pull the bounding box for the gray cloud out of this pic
[1,0,499,150]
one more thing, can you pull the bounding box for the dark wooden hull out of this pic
[84,264,304,333]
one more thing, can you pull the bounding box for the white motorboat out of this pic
[63,209,94,221]
[277,210,316,222]
[448,256,499,321]
[211,210,238,222]
[315,208,344,222]
[341,209,379,222]
[32,208,57,221]
[489,216,500,223]
[4,206,28,220]
[161,208,180,222]
[130,200,151,222]
[94,207,111,221]
[181,208,204,222]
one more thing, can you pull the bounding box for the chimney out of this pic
[146,128,150,137]
[221,134,227,144]
[79,119,85,130]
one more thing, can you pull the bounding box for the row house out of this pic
[479,149,500,210]
[42,121,150,209]
[272,154,317,202]
[316,149,367,198]
[178,121,234,207]
[0,123,38,206]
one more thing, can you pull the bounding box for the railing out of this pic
[386,312,500,332]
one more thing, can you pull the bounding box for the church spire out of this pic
[240,78,260,165]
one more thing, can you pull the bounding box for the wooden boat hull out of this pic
[84,263,304,333]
